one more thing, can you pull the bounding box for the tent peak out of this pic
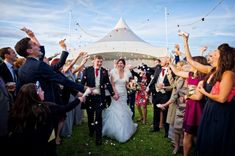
[114,17,130,29]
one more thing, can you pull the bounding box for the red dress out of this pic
[135,75,148,107]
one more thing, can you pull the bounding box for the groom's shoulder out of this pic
[101,67,108,71]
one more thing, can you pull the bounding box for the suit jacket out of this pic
[0,62,15,83]
[0,77,12,136]
[148,65,172,94]
[17,57,84,103]
[51,51,69,72]
[81,66,114,101]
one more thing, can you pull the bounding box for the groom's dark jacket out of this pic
[81,66,114,103]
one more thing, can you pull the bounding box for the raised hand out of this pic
[78,96,86,103]
[21,27,40,45]
[59,39,67,50]
[178,31,189,37]
[200,45,208,56]
[21,27,35,38]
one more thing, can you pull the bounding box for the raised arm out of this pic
[21,27,40,46]
[169,64,188,79]
[63,51,87,73]
[181,33,212,74]
[72,55,90,74]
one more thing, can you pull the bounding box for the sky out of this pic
[0,0,235,58]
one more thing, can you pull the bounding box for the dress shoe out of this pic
[96,140,102,145]
[89,133,94,137]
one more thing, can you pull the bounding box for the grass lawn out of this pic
[57,105,183,156]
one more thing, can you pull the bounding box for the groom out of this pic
[81,55,116,145]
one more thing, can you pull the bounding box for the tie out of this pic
[95,68,99,77]
[11,66,17,82]
[161,68,165,76]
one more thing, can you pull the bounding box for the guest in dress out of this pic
[196,43,235,156]
[8,82,83,156]
[169,56,208,156]
[135,69,148,124]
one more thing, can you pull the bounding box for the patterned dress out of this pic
[135,74,148,107]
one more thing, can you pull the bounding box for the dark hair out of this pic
[192,56,208,79]
[14,37,31,58]
[116,58,126,66]
[154,58,161,63]
[10,83,51,132]
[0,47,11,59]
[206,43,235,86]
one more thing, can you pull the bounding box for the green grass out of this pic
[57,105,183,156]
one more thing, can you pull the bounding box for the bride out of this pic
[102,58,138,143]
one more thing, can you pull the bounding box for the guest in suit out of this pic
[14,35,85,156]
[0,47,18,99]
[81,55,116,145]
[14,37,85,102]
[148,57,173,137]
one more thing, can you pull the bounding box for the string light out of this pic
[76,22,99,38]
[177,0,224,30]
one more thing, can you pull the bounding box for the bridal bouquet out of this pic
[128,82,140,94]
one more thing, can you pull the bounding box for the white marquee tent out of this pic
[78,17,168,68]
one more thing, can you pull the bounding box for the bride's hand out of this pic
[113,93,119,100]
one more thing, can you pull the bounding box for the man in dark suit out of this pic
[148,57,173,137]
[0,47,17,98]
[14,35,85,156]
[15,37,85,101]
[81,55,116,145]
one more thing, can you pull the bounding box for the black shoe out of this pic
[149,128,160,132]
[96,140,102,145]
[89,133,94,137]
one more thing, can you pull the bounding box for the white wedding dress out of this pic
[102,69,137,143]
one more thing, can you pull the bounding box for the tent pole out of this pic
[164,7,169,55]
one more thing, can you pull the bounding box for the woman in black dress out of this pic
[196,43,235,156]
